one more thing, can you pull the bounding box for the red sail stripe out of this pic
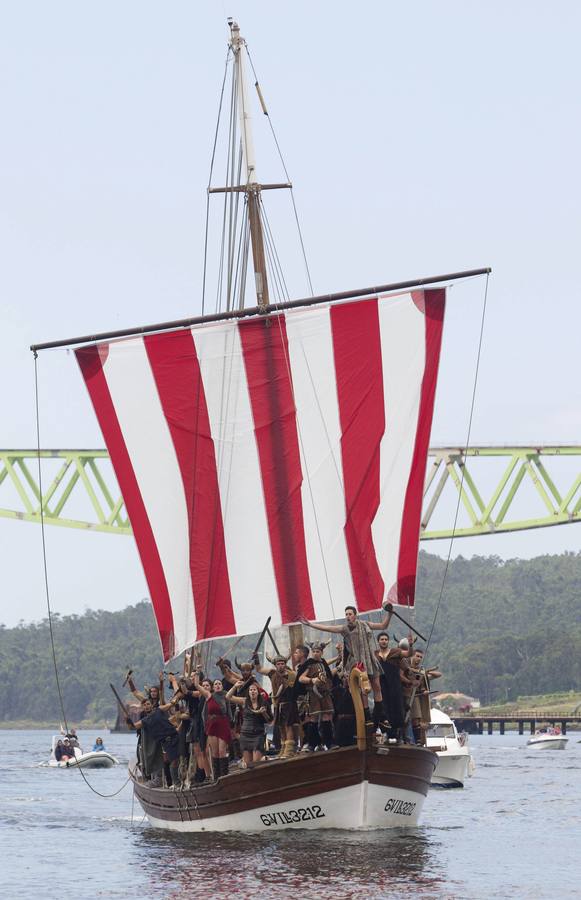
[76,344,176,659]
[239,316,315,623]
[331,299,385,612]
[394,289,446,606]
[144,330,235,640]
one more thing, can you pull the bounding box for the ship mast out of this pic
[229,20,269,313]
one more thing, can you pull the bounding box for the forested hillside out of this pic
[1,550,580,722]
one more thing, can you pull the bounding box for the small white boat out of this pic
[47,735,119,769]
[426,709,475,788]
[527,729,568,750]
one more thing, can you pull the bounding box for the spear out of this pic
[110,682,131,718]
[384,602,427,642]
[216,634,243,666]
[266,625,281,657]
[252,616,272,657]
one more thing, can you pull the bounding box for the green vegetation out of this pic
[477,692,581,716]
[1,550,580,723]
[414,550,581,705]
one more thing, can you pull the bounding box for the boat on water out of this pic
[46,735,119,769]
[527,729,568,750]
[32,20,489,832]
[426,708,475,788]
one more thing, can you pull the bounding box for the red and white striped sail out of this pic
[76,289,445,660]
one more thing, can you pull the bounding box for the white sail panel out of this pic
[372,293,426,603]
[103,340,197,657]
[285,306,356,621]
[192,322,281,637]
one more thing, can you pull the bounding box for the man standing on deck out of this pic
[255,653,298,757]
[298,642,338,752]
[403,645,442,745]
[300,604,394,724]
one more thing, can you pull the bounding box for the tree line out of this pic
[1,549,580,722]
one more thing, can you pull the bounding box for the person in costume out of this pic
[227,681,272,766]
[255,652,299,758]
[181,675,212,785]
[300,603,394,725]
[127,698,179,787]
[375,631,412,741]
[404,645,441,745]
[125,669,165,708]
[194,674,232,780]
[298,641,338,752]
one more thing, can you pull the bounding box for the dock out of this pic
[454,711,581,735]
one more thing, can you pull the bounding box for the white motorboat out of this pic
[527,729,568,750]
[46,735,119,769]
[426,709,475,788]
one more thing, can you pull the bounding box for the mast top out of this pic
[228,18,243,48]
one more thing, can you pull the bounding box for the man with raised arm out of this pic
[300,603,394,723]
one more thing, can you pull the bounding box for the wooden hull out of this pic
[131,744,437,832]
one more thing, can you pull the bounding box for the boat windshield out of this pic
[427,724,455,739]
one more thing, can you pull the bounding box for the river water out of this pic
[1,728,579,899]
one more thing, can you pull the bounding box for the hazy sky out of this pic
[1,2,580,627]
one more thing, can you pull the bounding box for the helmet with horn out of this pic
[235,656,255,677]
[265,650,291,665]
[307,640,330,653]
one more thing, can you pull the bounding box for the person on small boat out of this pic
[54,739,65,761]
[298,642,338,752]
[65,729,80,748]
[227,681,272,767]
[255,652,299,758]
[194,674,232,781]
[300,603,394,726]
[92,737,106,752]
[60,738,75,761]
[375,632,411,742]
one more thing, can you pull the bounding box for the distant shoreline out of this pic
[0,720,110,730]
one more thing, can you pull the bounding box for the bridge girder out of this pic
[1,446,580,540]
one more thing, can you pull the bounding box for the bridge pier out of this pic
[530,720,535,735]
[500,721,505,735]
[561,721,567,735]
[518,720,524,735]
[487,720,493,735]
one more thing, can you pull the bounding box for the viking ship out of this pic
[33,21,489,831]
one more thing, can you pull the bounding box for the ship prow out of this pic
[130,744,436,832]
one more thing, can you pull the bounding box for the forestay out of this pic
[76,289,445,659]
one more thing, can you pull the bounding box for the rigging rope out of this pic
[33,351,131,799]
[202,48,231,317]
[245,46,314,297]
[423,272,491,661]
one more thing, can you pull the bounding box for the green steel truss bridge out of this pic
[1,446,580,541]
